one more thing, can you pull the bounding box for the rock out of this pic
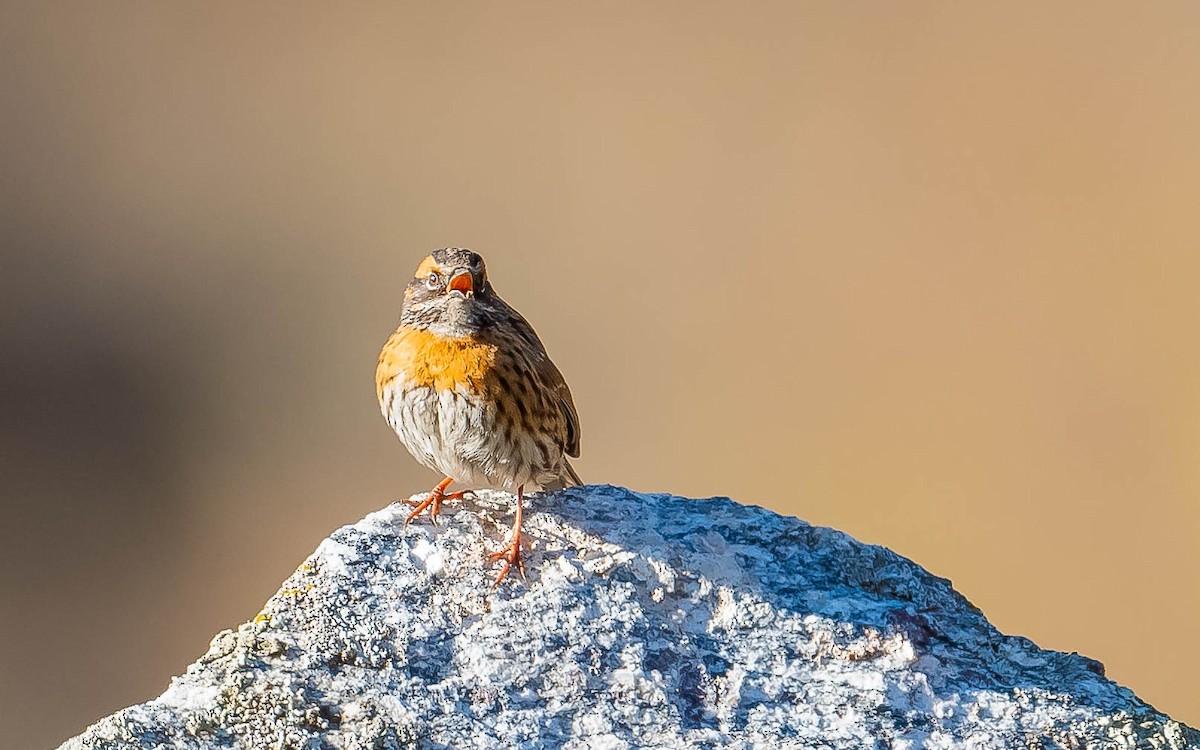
[59,485,1198,749]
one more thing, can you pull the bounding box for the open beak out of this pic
[448,268,474,296]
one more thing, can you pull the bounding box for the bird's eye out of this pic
[425,272,440,290]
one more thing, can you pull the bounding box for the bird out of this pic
[375,247,582,584]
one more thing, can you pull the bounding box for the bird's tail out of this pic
[543,460,583,491]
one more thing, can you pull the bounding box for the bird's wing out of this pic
[543,356,581,458]
[499,304,582,459]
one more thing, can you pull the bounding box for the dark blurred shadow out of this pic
[0,231,199,743]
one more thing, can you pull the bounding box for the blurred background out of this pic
[3,3,1199,747]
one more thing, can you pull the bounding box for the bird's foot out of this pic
[488,534,525,586]
[405,481,470,526]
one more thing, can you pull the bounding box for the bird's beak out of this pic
[448,268,474,296]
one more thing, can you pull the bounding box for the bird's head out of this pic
[400,247,495,333]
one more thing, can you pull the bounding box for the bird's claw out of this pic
[488,539,525,586]
[404,487,471,527]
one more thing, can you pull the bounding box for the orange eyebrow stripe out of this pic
[414,256,442,279]
[376,327,497,397]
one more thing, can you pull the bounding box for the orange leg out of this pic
[405,476,469,526]
[488,484,525,585]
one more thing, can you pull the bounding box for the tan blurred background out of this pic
[2,2,1199,747]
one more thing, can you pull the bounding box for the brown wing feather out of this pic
[542,356,581,458]
[493,301,581,459]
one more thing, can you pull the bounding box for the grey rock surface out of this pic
[60,485,1197,749]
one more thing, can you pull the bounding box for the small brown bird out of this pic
[376,248,582,584]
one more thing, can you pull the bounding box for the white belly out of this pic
[381,382,543,490]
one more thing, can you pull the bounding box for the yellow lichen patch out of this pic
[258,581,316,622]
[276,584,314,598]
[376,327,497,397]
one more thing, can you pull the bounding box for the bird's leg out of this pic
[405,476,469,525]
[488,484,525,585]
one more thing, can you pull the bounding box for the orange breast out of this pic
[376,326,497,399]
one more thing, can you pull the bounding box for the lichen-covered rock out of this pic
[60,486,1198,749]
